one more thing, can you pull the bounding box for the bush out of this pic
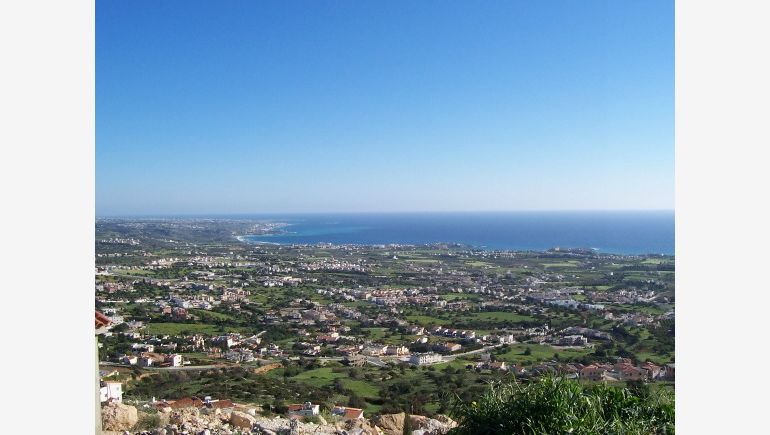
[447,376,674,434]
[133,412,161,431]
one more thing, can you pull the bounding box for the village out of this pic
[96,218,675,423]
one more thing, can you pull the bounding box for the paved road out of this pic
[442,343,505,362]
[365,356,389,367]
[100,361,223,371]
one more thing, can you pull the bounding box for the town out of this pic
[96,218,674,430]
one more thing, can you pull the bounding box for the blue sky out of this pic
[97,1,673,215]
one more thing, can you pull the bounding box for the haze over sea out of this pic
[236,211,674,255]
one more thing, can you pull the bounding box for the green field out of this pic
[496,343,592,365]
[144,322,232,335]
[291,367,346,387]
[341,379,380,398]
[406,314,448,326]
[467,312,535,323]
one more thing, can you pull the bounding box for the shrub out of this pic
[133,412,161,431]
[447,376,674,435]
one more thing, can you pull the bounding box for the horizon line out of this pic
[96,208,675,219]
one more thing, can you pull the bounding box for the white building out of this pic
[165,354,183,367]
[288,402,320,417]
[120,355,138,365]
[100,381,123,403]
[409,352,443,365]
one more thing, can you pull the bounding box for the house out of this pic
[138,356,154,367]
[410,326,425,336]
[317,334,340,343]
[384,345,409,356]
[120,355,138,365]
[343,354,367,367]
[362,345,387,357]
[100,381,123,403]
[621,366,646,381]
[661,363,675,381]
[332,406,364,421]
[165,354,183,367]
[580,365,607,381]
[409,352,443,365]
[558,335,588,346]
[437,343,461,353]
[489,361,507,371]
[287,402,320,418]
[641,362,661,380]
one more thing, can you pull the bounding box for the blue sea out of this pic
[238,211,674,255]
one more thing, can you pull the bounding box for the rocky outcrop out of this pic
[102,402,139,431]
[344,418,385,435]
[372,413,405,435]
[229,411,257,429]
[410,415,456,435]
[101,404,455,435]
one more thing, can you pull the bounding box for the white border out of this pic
[677,0,770,433]
[2,1,770,433]
[0,0,94,433]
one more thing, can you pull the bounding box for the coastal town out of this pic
[96,218,674,431]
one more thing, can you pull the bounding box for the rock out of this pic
[409,415,430,429]
[345,418,382,435]
[170,407,200,425]
[230,411,257,429]
[372,413,405,435]
[102,402,139,431]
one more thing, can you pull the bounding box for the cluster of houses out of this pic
[301,258,368,272]
[577,359,674,382]
[120,352,184,367]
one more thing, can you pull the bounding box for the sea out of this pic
[238,211,674,255]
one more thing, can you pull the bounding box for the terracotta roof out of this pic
[343,408,364,420]
[287,404,305,411]
[155,397,204,409]
[95,311,111,328]
[209,399,234,409]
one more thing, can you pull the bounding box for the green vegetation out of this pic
[448,377,674,434]
[291,367,347,387]
[143,322,225,335]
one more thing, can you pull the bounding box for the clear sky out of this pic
[97,1,673,216]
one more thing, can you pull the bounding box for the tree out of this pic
[523,347,532,356]
[348,392,366,409]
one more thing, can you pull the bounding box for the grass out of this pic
[543,261,581,268]
[496,343,591,365]
[341,379,380,398]
[467,312,535,323]
[144,322,224,336]
[406,314,448,326]
[189,309,237,321]
[440,293,479,301]
[291,367,346,387]
[362,327,389,340]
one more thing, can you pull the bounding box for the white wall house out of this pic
[100,381,123,403]
[165,354,183,367]
[409,352,443,365]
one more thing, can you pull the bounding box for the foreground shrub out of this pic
[447,376,674,434]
